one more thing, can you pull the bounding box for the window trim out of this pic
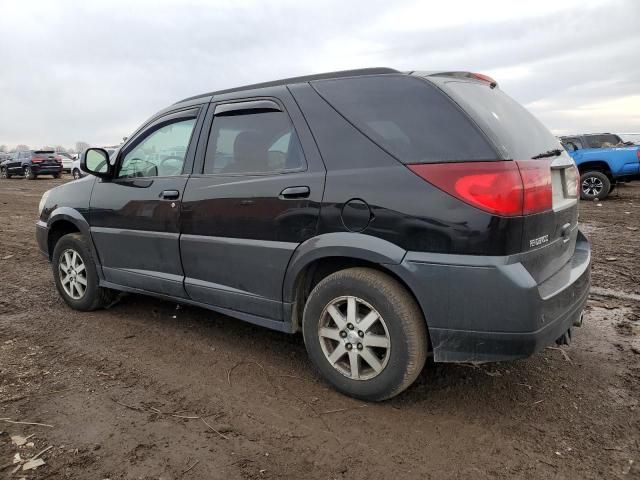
[198,96,308,177]
[113,107,201,180]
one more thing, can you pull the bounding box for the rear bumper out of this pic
[31,165,62,175]
[390,230,591,362]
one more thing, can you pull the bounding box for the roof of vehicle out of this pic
[174,68,501,106]
[175,67,400,104]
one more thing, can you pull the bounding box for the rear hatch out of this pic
[32,150,59,167]
[423,73,579,283]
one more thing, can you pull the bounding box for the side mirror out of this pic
[82,148,112,178]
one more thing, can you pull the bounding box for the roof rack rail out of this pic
[175,67,399,104]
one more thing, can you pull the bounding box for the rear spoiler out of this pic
[410,71,498,89]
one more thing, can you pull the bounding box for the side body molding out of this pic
[282,232,407,303]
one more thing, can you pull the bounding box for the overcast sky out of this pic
[1,0,639,149]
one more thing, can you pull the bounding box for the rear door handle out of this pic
[160,190,180,200]
[279,186,310,199]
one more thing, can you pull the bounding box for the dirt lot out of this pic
[1,177,639,479]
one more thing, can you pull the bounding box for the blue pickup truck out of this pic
[560,133,640,200]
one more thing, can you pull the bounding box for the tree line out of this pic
[0,142,90,154]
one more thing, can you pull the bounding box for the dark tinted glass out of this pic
[204,111,304,174]
[585,134,623,148]
[441,80,560,160]
[312,75,496,163]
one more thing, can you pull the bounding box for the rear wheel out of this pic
[72,169,81,180]
[24,166,36,180]
[302,267,428,401]
[52,172,61,179]
[0,167,9,179]
[52,233,115,311]
[580,170,610,200]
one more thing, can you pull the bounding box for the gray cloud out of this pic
[1,0,638,149]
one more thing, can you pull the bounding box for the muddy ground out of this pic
[0,177,638,479]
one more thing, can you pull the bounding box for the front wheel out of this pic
[580,171,611,200]
[302,267,428,401]
[72,169,81,180]
[24,166,36,180]
[0,167,9,179]
[52,233,115,311]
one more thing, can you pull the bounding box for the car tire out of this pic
[52,233,115,311]
[24,166,36,180]
[302,267,428,401]
[0,167,9,179]
[580,171,611,200]
[52,172,61,179]
[72,169,81,180]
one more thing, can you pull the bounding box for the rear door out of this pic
[180,88,325,321]
[89,106,205,297]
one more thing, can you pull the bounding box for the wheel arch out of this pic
[283,233,428,340]
[46,208,101,275]
[577,160,613,178]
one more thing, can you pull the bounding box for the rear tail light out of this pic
[565,164,579,198]
[637,150,640,161]
[407,160,552,217]
[31,156,44,163]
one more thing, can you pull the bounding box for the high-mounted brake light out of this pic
[471,72,498,88]
[407,160,552,217]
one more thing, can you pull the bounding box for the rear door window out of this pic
[203,108,305,174]
[311,75,496,163]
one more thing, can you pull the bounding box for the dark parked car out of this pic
[1,149,62,179]
[36,68,590,400]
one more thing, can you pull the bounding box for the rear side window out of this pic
[439,80,560,160]
[204,110,305,174]
[311,75,496,163]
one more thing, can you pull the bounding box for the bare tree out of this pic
[0,145,7,153]
[55,145,68,153]
[75,141,90,153]
[16,144,30,151]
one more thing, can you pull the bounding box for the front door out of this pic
[89,106,204,297]
[180,93,325,321]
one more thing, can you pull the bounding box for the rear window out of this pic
[311,75,496,163]
[33,150,54,155]
[437,79,560,160]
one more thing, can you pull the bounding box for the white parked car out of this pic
[56,152,74,173]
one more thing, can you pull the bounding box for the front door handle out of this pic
[279,186,310,199]
[160,190,180,200]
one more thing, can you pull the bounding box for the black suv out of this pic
[1,150,62,179]
[37,68,591,400]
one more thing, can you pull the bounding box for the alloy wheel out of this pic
[58,248,88,300]
[318,296,391,381]
[582,176,604,197]
[24,167,31,179]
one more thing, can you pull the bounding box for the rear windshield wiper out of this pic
[531,149,562,159]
